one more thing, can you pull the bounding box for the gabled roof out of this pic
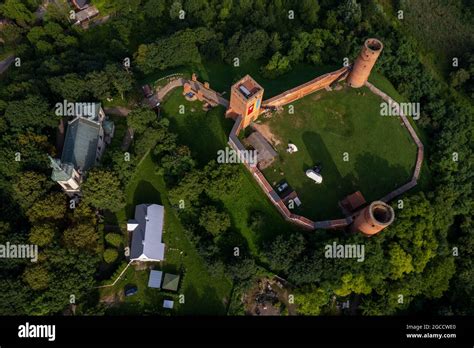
[61,116,101,171]
[71,0,89,10]
[129,204,165,261]
[75,6,99,23]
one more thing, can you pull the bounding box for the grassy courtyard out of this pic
[260,75,418,221]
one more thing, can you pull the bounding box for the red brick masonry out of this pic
[152,71,424,231]
[227,76,424,231]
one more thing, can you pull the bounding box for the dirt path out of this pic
[251,123,281,146]
[104,106,131,117]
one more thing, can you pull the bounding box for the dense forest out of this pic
[0,0,472,316]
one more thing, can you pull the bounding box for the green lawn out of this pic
[100,155,232,315]
[260,75,418,221]
[368,72,432,191]
[160,88,232,166]
[160,88,295,254]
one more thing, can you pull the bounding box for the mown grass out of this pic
[260,74,418,220]
[160,88,295,254]
[100,155,232,315]
[368,72,432,190]
[100,61,431,312]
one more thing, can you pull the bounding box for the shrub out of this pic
[103,249,119,264]
[105,233,124,247]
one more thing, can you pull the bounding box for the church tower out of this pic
[226,75,264,129]
[347,38,383,88]
[49,156,81,196]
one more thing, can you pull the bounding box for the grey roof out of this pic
[61,116,100,171]
[51,162,75,182]
[49,156,75,182]
[162,273,180,291]
[75,6,99,23]
[247,131,277,162]
[103,120,114,135]
[163,300,174,309]
[73,0,89,9]
[148,270,163,288]
[129,204,165,261]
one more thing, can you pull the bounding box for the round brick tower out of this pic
[351,201,394,236]
[347,38,383,88]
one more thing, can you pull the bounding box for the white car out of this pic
[306,169,323,184]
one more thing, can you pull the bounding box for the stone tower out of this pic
[347,38,383,88]
[351,201,394,236]
[226,75,264,129]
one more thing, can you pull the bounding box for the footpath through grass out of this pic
[101,154,232,315]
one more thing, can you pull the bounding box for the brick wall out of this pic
[262,67,349,109]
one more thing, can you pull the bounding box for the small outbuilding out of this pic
[339,191,367,215]
[163,300,174,309]
[162,273,180,292]
[246,131,277,169]
[148,270,163,289]
[74,6,99,25]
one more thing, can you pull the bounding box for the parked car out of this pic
[124,286,138,297]
[277,182,289,192]
[142,84,153,98]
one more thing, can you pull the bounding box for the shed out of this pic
[147,270,163,289]
[162,273,180,291]
[163,300,174,309]
[246,131,277,169]
[340,191,366,213]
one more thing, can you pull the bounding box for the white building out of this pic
[128,204,166,262]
